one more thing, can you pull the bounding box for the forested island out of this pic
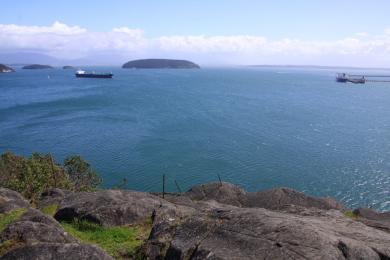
[0,64,15,73]
[22,64,53,69]
[122,59,200,69]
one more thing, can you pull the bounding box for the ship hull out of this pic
[75,73,113,78]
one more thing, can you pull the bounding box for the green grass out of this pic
[0,208,26,232]
[0,239,21,256]
[41,204,58,217]
[61,219,151,259]
[344,210,358,219]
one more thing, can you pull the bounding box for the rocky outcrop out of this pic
[183,182,345,211]
[1,183,389,259]
[1,243,113,260]
[0,188,113,259]
[38,188,72,209]
[22,64,53,69]
[54,189,194,226]
[246,187,346,211]
[0,188,30,213]
[0,64,14,73]
[146,206,390,259]
[122,59,200,69]
[0,208,76,244]
[184,182,248,207]
[353,207,390,233]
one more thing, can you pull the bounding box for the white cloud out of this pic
[0,21,86,35]
[1,22,390,66]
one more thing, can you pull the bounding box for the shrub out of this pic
[0,151,101,202]
[64,155,101,192]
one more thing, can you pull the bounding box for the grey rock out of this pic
[185,182,248,207]
[0,208,76,244]
[353,207,390,233]
[246,187,346,211]
[0,243,113,260]
[145,205,390,259]
[54,189,194,226]
[38,188,72,209]
[0,188,30,213]
[182,182,345,211]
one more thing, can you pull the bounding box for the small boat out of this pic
[75,70,113,78]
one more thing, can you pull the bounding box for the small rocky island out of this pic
[62,66,75,69]
[22,64,53,69]
[122,59,200,69]
[0,182,389,259]
[0,64,15,73]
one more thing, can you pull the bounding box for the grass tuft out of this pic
[61,219,151,259]
[344,210,358,219]
[40,204,59,217]
[0,208,26,232]
[0,239,22,256]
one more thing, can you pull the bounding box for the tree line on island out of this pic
[0,59,200,73]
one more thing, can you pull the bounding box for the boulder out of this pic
[39,188,72,209]
[185,182,248,207]
[0,243,113,260]
[0,208,76,244]
[0,188,30,213]
[54,189,194,226]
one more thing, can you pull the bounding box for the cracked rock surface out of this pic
[0,182,389,259]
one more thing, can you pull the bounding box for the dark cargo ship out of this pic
[75,70,113,78]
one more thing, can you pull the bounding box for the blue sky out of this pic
[2,0,390,38]
[1,1,390,66]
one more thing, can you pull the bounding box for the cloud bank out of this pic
[1,21,390,67]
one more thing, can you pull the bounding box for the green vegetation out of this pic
[344,210,358,219]
[0,239,19,256]
[0,208,26,232]
[41,204,59,217]
[0,151,101,203]
[61,219,151,259]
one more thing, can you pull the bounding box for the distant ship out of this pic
[336,73,365,84]
[75,70,113,78]
[336,73,348,82]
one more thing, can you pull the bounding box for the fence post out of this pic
[50,154,57,187]
[217,174,222,186]
[174,180,182,193]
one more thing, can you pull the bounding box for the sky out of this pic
[1,0,390,66]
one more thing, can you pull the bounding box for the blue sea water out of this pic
[0,66,389,211]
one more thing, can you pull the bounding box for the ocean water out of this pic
[0,66,389,211]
